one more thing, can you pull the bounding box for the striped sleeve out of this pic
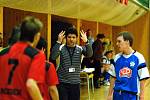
[138,66,150,80]
[136,52,150,80]
[108,64,116,77]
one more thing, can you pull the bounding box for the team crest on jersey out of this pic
[130,61,135,68]
[119,67,132,78]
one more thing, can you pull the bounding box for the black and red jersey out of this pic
[0,42,46,100]
[39,61,59,100]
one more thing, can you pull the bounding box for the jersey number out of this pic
[8,59,19,84]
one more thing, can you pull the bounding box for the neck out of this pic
[66,44,76,47]
[26,41,33,47]
[123,47,134,55]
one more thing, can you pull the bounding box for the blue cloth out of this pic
[104,72,110,81]
[113,91,138,100]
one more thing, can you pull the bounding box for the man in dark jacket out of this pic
[92,33,105,88]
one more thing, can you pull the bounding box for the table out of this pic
[80,68,95,100]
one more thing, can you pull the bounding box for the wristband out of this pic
[56,41,61,44]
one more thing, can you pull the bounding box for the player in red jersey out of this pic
[0,16,46,100]
[36,37,59,100]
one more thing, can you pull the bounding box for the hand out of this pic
[57,31,65,43]
[90,59,94,63]
[107,95,112,100]
[80,30,87,43]
[140,96,144,100]
[140,93,144,100]
[103,64,111,71]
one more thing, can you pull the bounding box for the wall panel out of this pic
[98,23,112,39]
[80,20,97,38]
[3,7,47,47]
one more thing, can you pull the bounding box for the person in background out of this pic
[51,27,93,100]
[107,31,150,100]
[36,37,59,100]
[86,29,94,46]
[0,32,3,48]
[101,50,114,86]
[8,25,21,46]
[0,16,45,100]
[92,33,105,88]
[102,38,112,56]
[81,29,94,69]
[0,25,21,52]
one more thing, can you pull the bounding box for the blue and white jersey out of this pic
[108,51,150,94]
[102,56,111,64]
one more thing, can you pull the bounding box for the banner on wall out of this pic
[116,0,128,5]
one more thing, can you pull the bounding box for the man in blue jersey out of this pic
[107,31,149,100]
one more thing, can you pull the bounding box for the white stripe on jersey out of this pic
[134,52,146,66]
[138,67,150,80]
[108,64,116,77]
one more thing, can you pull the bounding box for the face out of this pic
[66,34,77,47]
[100,38,105,42]
[88,31,92,36]
[107,52,113,59]
[116,36,129,52]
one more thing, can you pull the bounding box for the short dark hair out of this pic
[20,16,43,42]
[118,31,133,46]
[65,27,78,37]
[8,25,21,45]
[86,29,91,37]
[36,37,47,50]
[96,33,105,39]
[104,50,113,56]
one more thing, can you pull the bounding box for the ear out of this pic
[41,47,46,52]
[126,40,130,46]
[32,32,41,48]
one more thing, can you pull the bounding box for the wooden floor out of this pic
[80,79,150,100]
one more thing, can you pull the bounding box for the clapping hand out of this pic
[80,30,87,43]
[57,31,65,43]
